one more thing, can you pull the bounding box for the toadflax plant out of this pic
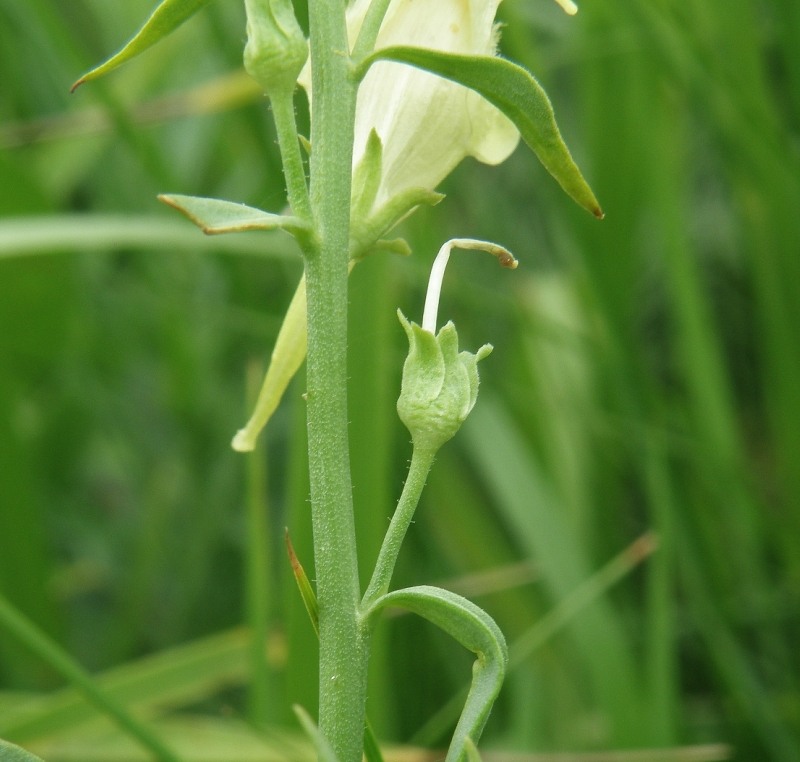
[68,0,601,760]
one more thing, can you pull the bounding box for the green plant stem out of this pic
[351,0,393,62]
[305,3,367,762]
[0,592,180,762]
[271,88,312,223]
[363,445,437,608]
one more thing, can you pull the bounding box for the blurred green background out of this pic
[1,0,798,760]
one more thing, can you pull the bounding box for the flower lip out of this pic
[421,238,518,334]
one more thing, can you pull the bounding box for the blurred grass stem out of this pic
[0,592,181,762]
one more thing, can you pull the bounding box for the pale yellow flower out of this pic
[301,0,520,207]
[235,0,522,452]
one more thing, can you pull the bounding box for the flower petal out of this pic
[353,0,519,202]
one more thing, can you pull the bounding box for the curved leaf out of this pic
[158,194,310,238]
[367,585,506,762]
[357,47,603,218]
[0,739,45,762]
[72,0,216,91]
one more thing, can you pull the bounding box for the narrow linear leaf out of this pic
[464,738,483,762]
[358,47,603,218]
[72,0,216,91]
[232,275,308,452]
[283,537,385,762]
[158,194,309,238]
[368,586,506,762]
[285,529,319,637]
[362,719,386,762]
[232,258,353,451]
[0,629,249,741]
[293,706,340,762]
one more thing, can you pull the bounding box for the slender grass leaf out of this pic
[243,370,277,727]
[410,534,657,748]
[0,216,294,259]
[158,194,310,238]
[0,629,249,741]
[357,47,603,218]
[25,716,314,762]
[0,594,180,762]
[368,585,506,762]
[71,0,216,91]
[463,398,644,745]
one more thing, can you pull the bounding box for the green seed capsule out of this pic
[396,311,492,454]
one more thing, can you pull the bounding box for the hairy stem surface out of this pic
[305,3,368,761]
[363,445,437,608]
[271,89,311,222]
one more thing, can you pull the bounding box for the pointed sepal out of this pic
[350,187,444,261]
[351,129,384,221]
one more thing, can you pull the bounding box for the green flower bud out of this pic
[243,0,308,96]
[397,310,492,454]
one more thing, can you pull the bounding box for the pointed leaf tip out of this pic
[158,193,309,237]
[285,528,319,635]
[72,0,215,90]
[359,47,602,216]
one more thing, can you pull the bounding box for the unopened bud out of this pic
[244,0,308,96]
